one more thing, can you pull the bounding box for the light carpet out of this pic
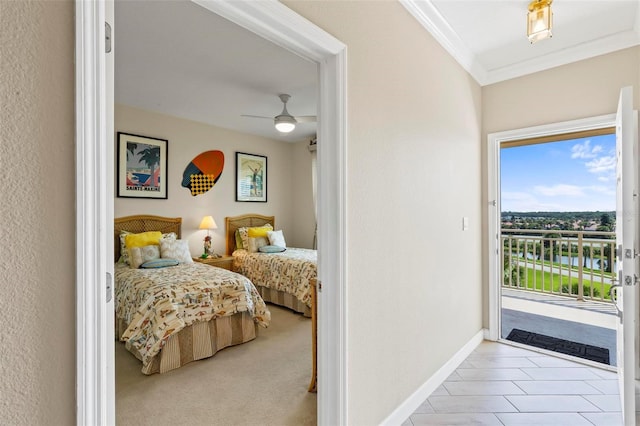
[116,304,317,425]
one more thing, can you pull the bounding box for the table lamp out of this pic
[199,215,218,258]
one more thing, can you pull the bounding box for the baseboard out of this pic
[380,329,485,425]
[483,327,492,340]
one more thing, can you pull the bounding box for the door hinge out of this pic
[624,274,639,286]
[317,280,322,292]
[622,248,640,259]
[105,22,112,53]
[106,272,112,302]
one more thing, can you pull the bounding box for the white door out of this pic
[614,85,638,425]
[106,1,115,424]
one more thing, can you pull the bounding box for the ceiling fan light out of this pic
[527,0,553,44]
[275,115,296,133]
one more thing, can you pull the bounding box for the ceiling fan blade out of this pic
[294,115,317,123]
[241,114,273,120]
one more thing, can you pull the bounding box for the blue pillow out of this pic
[141,258,180,269]
[258,245,286,253]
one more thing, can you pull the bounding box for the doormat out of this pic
[506,328,610,365]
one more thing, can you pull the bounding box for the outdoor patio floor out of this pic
[501,289,617,366]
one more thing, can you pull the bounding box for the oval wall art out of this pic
[182,150,224,196]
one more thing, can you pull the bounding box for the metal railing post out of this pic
[577,232,584,301]
[500,228,613,304]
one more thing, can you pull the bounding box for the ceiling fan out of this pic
[242,94,317,133]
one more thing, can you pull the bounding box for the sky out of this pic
[500,134,616,212]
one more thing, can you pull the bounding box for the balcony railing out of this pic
[501,229,616,303]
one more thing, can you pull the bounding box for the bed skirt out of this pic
[255,285,311,317]
[117,312,258,375]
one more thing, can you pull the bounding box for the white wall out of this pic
[481,46,640,326]
[285,2,483,424]
[115,104,313,256]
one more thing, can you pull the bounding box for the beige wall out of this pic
[286,2,484,424]
[0,1,76,424]
[115,104,314,255]
[9,0,610,424]
[481,47,640,327]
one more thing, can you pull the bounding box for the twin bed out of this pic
[114,213,317,375]
[225,214,317,317]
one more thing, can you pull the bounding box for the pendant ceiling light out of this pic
[527,0,553,44]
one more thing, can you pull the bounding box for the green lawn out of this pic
[504,266,612,301]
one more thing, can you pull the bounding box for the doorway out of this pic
[498,130,617,366]
[75,1,347,424]
[487,114,617,347]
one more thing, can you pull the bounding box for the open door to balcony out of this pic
[489,97,640,421]
[487,115,620,369]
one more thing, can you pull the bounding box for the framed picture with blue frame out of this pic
[235,152,267,202]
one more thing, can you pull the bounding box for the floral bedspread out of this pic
[114,262,270,367]
[232,248,317,307]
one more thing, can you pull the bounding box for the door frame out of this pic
[487,114,616,341]
[75,1,348,425]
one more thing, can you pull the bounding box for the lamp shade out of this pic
[199,215,218,230]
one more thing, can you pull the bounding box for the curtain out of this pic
[311,147,318,250]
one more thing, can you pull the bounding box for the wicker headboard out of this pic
[225,214,275,256]
[114,215,182,262]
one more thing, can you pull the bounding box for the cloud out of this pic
[533,184,585,197]
[586,185,616,196]
[532,183,615,198]
[571,140,602,159]
[501,189,616,212]
[501,191,561,212]
[585,155,616,174]
[571,139,615,183]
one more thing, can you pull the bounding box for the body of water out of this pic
[519,252,616,271]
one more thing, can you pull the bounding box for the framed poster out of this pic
[235,152,267,202]
[117,132,168,199]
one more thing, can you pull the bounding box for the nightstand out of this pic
[193,255,234,271]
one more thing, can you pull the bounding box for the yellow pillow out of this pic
[125,231,163,249]
[247,224,273,238]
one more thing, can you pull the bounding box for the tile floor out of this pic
[402,341,624,425]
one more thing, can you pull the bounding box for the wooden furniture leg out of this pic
[308,278,317,393]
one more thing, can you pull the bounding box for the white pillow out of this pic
[128,245,160,269]
[118,231,176,265]
[162,232,177,241]
[160,239,193,263]
[267,230,286,248]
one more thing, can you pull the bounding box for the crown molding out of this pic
[483,29,640,85]
[401,0,640,86]
[399,0,488,84]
